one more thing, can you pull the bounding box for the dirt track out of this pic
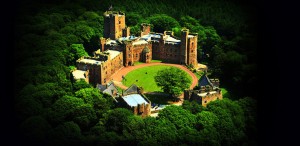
[109,62,198,92]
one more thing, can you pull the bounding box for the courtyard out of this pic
[109,62,198,92]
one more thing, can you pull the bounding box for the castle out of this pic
[73,10,198,86]
[184,75,222,107]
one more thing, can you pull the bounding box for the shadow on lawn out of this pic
[144,92,178,105]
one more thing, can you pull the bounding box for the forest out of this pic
[13,0,257,145]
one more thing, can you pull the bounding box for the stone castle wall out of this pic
[184,89,223,107]
[77,51,123,85]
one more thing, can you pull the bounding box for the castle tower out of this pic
[124,41,133,66]
[122,26,130,37]
[142,46,151,63]
[103,11,126,39]
[140,23,151,36]
[180,28,189,65]
[100,37,106,52]
[187,33,198,67]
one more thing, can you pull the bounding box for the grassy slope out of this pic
[122,65,192,92]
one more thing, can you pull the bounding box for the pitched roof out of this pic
[97,82,118,96]
[96,84,107,92]
[124,84,138,95]
[103,82,118,96]
[198,75,214,87]
[122,94,148,107]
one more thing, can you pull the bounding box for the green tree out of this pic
[206,98,246,145]
[142,117,178,145]
[48,95,91,124]
[75,24,96,42]
[195,111,221,146]
[154,67,191,97]
[147,14,180,33]
[158,105,196,129]
[126,12,142,26]
[122,116,146,145]
[180,15,203,33]
[15,92,43,120]
[68,43,88,65]
[20,116,52,143]
[104,108,133,133]
[48,121,83,146]
[75,87,113,117]
[237,97,257,145]
[177,126,202,145]
[79,11,103,35]
[182,100,203,114]
[72,79,92,92]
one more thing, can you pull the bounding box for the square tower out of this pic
[103,11,126,39]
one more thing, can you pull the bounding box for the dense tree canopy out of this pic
[14,0,257,145]
[146,14,180,33]
[154,67,191,97]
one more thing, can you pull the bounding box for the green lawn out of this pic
[133,60,162,66]
[122,65,192,92]
[144,93,173,104]
[151,59,162,63]
[134,61,144,65]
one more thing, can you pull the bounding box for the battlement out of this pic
[141,23,151,26]
[164,31,173,36]
[104,11,125,17]
[181,28,189,32]
[77,56,105,64]
[188,33,198,39]
[184,88,222,107]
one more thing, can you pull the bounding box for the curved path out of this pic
[109,62,198,92]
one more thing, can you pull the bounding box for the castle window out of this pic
[204,101,207,103]
[136,54,138,58]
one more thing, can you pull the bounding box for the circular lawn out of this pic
[122,65,192,92]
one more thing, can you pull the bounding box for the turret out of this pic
[140,23,151,36]
[187,32,198,67]
[100,37,106,52]
[103,11,126,39]
[180,28,189,65]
